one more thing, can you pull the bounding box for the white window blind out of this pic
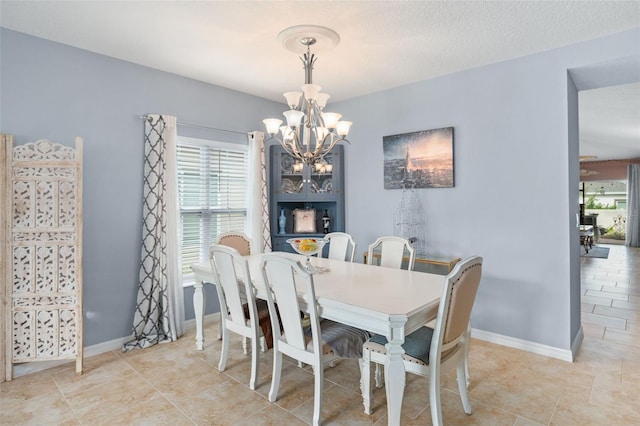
[177,138,248,278]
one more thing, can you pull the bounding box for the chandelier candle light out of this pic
[263,26,352,166]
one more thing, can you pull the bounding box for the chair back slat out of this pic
[261,255,321,353]
[209,245,255,330]
[328,236,349,261]
[380,240,405,268]
[324,232,357,262]
[367,236,416,270]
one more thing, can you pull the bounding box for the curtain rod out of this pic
[139,115,248,136]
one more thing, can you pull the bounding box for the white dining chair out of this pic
[215,231,268,353]
[360,256,483,425]
[322,232,357,262]
[365,236,417,383]
[366,236,416,270]
[260,253,370,426]
[209,244,269,390]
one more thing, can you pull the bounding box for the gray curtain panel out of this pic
[123,114,180,351]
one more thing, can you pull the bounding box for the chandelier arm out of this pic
[265,134,299,159]
[286,140,301,158]
[292,128,307,158]
[288,129,311,164]
[322,135,345,154]
[309,102,328,156]
[313,132,330,156]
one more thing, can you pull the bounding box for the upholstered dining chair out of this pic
[360,256,483,425]
[209,244,269,390]
[216,231,252,256]
[322,232,357,262]
[260,254,370,426]
[366,236,416,270]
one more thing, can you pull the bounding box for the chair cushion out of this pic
[305,320,371,358]
[366,326,434,365]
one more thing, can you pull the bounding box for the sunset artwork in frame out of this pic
[383,127,454,189]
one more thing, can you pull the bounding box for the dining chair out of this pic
[366,236,416,270]
[322,232,357,262]
[209,244,269,390]
[365,236,416,382]
[215,231,269,353]
[216,231,253,256]
[260,253,370,426]
[360,256,483,425]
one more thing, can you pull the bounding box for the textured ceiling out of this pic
[1,0,639,161]
[580,82,640,161]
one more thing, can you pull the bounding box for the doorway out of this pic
[569,57,640,357]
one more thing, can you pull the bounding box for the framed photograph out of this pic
[383,127,454,189]
[293,208,316,233]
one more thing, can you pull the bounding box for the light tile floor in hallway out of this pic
[1,244,639,425]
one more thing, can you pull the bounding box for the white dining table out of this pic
[190,252,444,426]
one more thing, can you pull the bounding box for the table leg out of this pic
[193,280,205,350]
[385,320,406,426]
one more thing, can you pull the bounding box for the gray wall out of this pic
[336,27,639,350]
[2,27,639,352]
[0,29,282,346]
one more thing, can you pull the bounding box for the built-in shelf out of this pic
[269,146,345,253]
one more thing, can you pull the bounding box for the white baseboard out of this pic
[570,326,584,361]
[12,313,221,379]
[471,328,575,362]
[184,312,220,330]
[13,315,577,379]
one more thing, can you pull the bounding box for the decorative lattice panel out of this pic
[4,137,83,381]
[393,188,427,255]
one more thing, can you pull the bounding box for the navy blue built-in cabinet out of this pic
[269,145,345,253]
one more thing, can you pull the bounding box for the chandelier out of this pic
[263,26,352,166]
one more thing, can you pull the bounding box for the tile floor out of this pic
[1,244,639,425]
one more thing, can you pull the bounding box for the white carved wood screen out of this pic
[3,136,83,381]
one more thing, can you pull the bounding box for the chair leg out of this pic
[463,322,471,388]
[260,336,267,353]
[374,363,384,388]
[457,357,472,414]
[269,350,282,403]
[243,336,248,355]
[361,352,373,415]
[312,357,324,426]
[429,367,443,426]
[218,327,229,372]
[249,334,260,390]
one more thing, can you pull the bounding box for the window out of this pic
[177,137,248,281]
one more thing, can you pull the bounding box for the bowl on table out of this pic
[286,238,327,273]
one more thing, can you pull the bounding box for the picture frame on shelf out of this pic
[293,208,316,233]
